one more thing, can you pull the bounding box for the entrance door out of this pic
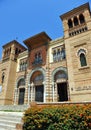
[57,83,68,102]
[18,88,25,105]
[35,85,44,102]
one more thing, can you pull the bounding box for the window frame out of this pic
[77,48,88,68]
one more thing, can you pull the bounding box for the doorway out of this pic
[18,88,25,105]
[57,83,68,102]
[35,85,44,102]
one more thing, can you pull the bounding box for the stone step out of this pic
[0,105,29,111]
[0,112,23,130]
[0,118,21,125]
[0,115,22,122]
[0,123,16,130]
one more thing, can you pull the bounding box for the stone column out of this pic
[77,15,80,25]
[28,84,30,105]
[71,18,74,27]
[30,82,34,102]
[43,81,46,103]
[55,82,58,102]
[14,88,18,105]
[52,82,55,102]
[67,80,70,101]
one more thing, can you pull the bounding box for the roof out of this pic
[60,2,90,20]
[23,32,52,49]
[3,40,26,50]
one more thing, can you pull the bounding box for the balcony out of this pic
[69,24,88,37]
[32,59,43,66]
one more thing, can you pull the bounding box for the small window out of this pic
[74,17,79,26]
[68,19,73,28]
[53,50,57,62]
[25,61,27,68]
[2,72,5,83]
[10,47,11,52]
[19,63,23,71]
[19,61,27,71]
[33,52,42,65]
[61,48,66,59]
[57,49,61,61]
[15,48,18,55]
[77,49,87,67]
[79,14,85,24]
[80,53,87,67]
[18,49,21,53]
[38,52,42,62]
[22,62,25,70]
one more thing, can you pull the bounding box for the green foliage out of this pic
[23,104,91,130]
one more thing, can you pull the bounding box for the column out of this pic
[51,82,54,102]
[43,81,46,103]
[77,15,80,25]
[28,84,30,105]
[14,88,18,105]
[30,82,34,102]
[67,80,70,101]
[55,82,58,102]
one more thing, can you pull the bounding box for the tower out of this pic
[60,3,91,101]
[0,40,26,105]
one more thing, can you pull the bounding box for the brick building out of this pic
[0,3,91,105]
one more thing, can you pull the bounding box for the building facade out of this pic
[0,3,91,105]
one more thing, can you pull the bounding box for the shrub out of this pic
[23,104,91,130]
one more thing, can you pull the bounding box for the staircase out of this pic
[0,111,23,130]
[0,105,29,112]
[0,105,29,130]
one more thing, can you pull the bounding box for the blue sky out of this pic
[0,0,91,58]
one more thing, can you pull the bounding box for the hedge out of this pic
[23,104,91,130]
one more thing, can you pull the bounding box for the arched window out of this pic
[18,49,21,53]
[74,17,79,26]
[80,53,87,67]
[77,49,87,67]
[18,78,25,87]
[2,72,5,83]
[79,14,85,24]
[10,47,11,52]
[15,48,18,55]
[54,71,67,81]
[68,19,73,28]
[34,74,43,82]
[30,71,44,85]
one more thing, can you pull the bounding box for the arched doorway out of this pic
[18,88,25,105]
[54,69,68,102]
[30,71,44,102]
[17,78,25,105]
